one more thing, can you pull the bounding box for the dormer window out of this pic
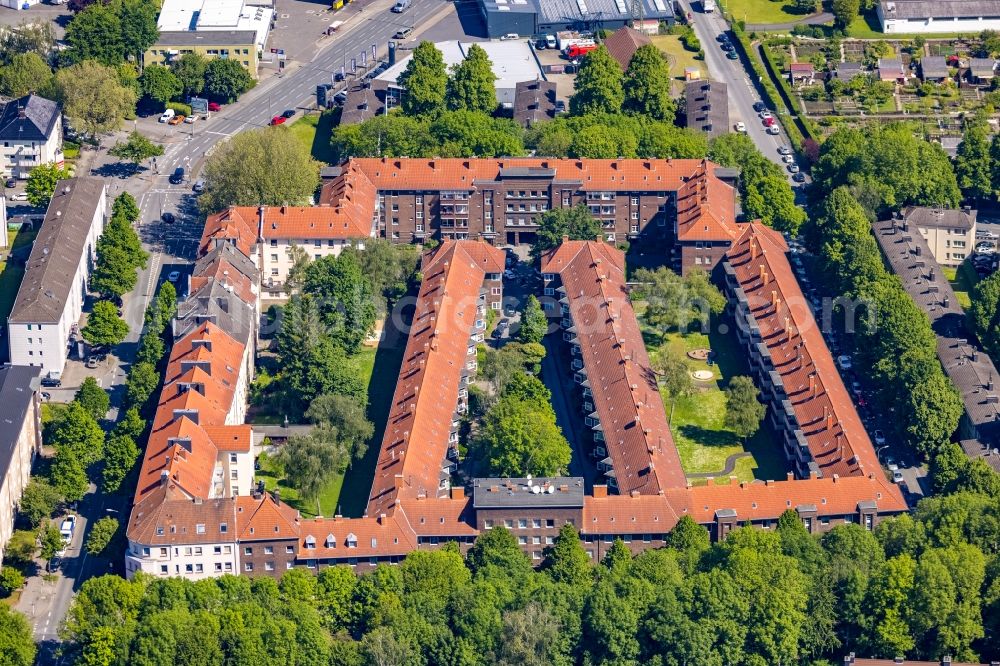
[305,535,316,549]
[325,533,336,548]
[220,523,228,533]
[346,533,358,548]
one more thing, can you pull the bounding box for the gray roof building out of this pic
[684,79,729,138]
[0,94,60,143]
[970,57,997,79]
[339,80,390,126]
[153,30,258,47]
[902,205,976,231]
[831,61,866,81]
[872,216,1000,472]
[920,56,949,80]
[0,364,41,487]
[513,79,557,127]
[173,278,256,344]
[9,177,105,325]
[879,0,1000,20]
[473,477,585,509]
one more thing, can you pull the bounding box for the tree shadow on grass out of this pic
[678,424,739,448]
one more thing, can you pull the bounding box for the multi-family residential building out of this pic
[872,215,1000,472]
[896,205,977,267]
[0,365,41,564]
[541,240,687,494]
[723,223,884,480]
[0,94,62,181]
[7,178,106,381]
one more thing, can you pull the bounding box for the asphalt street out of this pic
[677,0,796,173]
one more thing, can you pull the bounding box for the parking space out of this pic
[488,248,538,346]
[532,47,577,106]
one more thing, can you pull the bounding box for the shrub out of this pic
[166,102,192,117]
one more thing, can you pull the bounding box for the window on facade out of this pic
[286,545,295,553]
[264,546,273,554]
[245,563,253,571]
[518,519,528,529]
[160,565,168,574]
[215,562,223,571]
[160,547,167,556]
[245,547,252,555]
[225,562,232,570]
[213,546,221,554]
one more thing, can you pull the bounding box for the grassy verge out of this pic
[943,262,978,309]
[0,228,37,326]
[287,112,338,165]
[645,320,789,484]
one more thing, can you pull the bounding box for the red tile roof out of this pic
[603,26,652,70]
[236,494,300,541]
[127,489,238,545]
[189,254,258,307]
[582,493,682,534]
[203,425,252,452]
[396,497,479,537]
[299,513,417,558]
[675,161,742,242]
[367,240,504,516]
[200,207,258,257]
[725,223,882,478]
[541,240,687,493]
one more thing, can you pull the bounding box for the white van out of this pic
[159,109,175,123]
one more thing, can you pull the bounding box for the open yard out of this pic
[287,112,337,165]
[724,0,819,25]
[647,321,789,485]
[0,227,37,326]
[650,35,702,92]
[256,451,345,519]
[943,262,978,310]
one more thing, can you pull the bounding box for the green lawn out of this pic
[943,262,979,310]
[257,451,344,518]
[287,112,338,165]
[650,35,701,81]
[646,320,789,484]
[724,0,818,25]
[846,10,970,38]
[0,228,36,326]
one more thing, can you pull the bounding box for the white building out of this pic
[0,365,41,564]
[7,178,107,381]
[157,0,273,51]
[0,95,63,181]
[376,40,546,108]
[878,0,1000,34]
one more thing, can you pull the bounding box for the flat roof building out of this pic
[157,0,272,50]
[145,30,260,76]
[479,0,676,39]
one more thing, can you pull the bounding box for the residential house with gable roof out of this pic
[0,94,62,181]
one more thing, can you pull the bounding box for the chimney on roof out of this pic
[760,265,768,284]
[843,653,855,665]
[785,317,792,340]
[160,470,169,486]
[990,374,994,392]
[771,290,778,309]
[827,410,834,430]
[451,486,465,500]
[273,489,281,504]
[593,485,608,498]
[809,373,816,394]
[941,658,952,666]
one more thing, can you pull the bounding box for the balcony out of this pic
[561,318,573,329]
[571,358,584,370]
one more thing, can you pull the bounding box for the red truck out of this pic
[565,43,598,59]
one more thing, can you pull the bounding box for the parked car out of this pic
[720,41,734,51]
[976,241,995,254]
[787,163,799,173]
[726,50,739,60]
[86,356,98,369]
[159,109,175,123]
[792,172,806,183]
[59,516,77,545]
[874,430,886,446]
[759,110,773,120]
[892,468,905,483]
[270,115,286,126]
[778,145,792,155]
[753,101,766,112]
[977,230,998,240]
[168,270,181,282]
[4,177,14,188]
[763,116,776,127]
[782,154,794,163]
[554,99,567,114]
[193,179,205,193]
[500,32,520,40]
[504,302,516,317]
[393,27,413,39]
[41,392,51,401]
[169,167,185,184]
[837,355,853,370]
[41,375,61,387]
[281,109,296,119]
[162,212,175,224]
[734,121,746,133]
[766,125,780,135]
[504,269,515,279]
[168,114,185,125]
[208,101,222,112]
[184,114,196,124]
[9,192,28,201]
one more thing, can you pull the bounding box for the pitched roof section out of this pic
[127,490,238,545]
[0,365,40,489]
[603,26,652,70]
[200,207,258,257]
[0,94,60,142]
[675,161,742,242]
[9,178,105,324]
[236,494,300,541]
[367,240,503,516]
[725,223,881,478]
[299,514,417,558]
[541,241,687,494]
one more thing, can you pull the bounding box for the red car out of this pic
[763,116,776,127]
[270,115,286,126]
[208,102,221,112]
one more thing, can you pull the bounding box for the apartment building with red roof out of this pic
[541,240,687,494]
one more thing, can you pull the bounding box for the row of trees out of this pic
[14,486,993,666]
[91,192,149,302]
[952,112,1000,202]
[571,44,674,121]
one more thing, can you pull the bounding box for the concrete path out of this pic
[685,451,753,478]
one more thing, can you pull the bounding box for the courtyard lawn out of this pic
[724,0,817,25]
[650,35,701,81]
[0,228,37,326]
[257,451,344,518]
[287,112,338,165]
[943,263,978,310]
[648,322,789,484]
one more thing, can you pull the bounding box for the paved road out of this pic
[678,0,794,172]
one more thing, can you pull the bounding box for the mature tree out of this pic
[518,295,548,343]
[428,108,525,157]
[85,517,119,556]
[447,43,496,113]
[542,524,591,586]
[65,3,125,65]
[53,60,137,137]
[103,434,141,493]
[399,41,448,116]
[623,44,674,121]
[82,300,129,348]
[92,220,148,292]
[25,163,70,208]
[502,370,550,404]
[971,269,1000,357]
[0,605,36,666]
[793,0,818,12]
[112,191,140,223]
[724,375,766,441]
[203,58,254,102]
[0,19,55,64]
[634,267,725,336]
[39,521,66,569]
[652,346,693,424]
[305,393,373,461]
[532,204,603,259]
[200,126,320,213]
[861,554,917,656]
[109,131,164,167]
[276,427,350,514]
[18,478,62,527]
[75,377,110,421]
[709,133,805,233]
[348,239,419,309]
[331,114,433,159]
[495,603,565,666]
[138,64,180,106]
[897,351,963,457]
[172,52,208,97]
[126,361,160,408]
[303,251,377,352]
[117,0,159,63]
[51,451,88,503]
[49,401,105,466]
[467,526,532,577]
[0,52,51,97]
[831,0,862,28]
[955,113,993,200]
[0,566,25,597]
[570,46,624,116]
[474,394,571,476]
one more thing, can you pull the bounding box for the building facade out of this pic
[0,365,41,564]
[7,178,106,381]
[899,205,977,267]
[0,94,63,181]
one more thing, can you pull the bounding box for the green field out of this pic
[648,323,789,484]
[846,10,969,39]
[650,35,701,81]
[287,112,338,165]
[725,0,818,25]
